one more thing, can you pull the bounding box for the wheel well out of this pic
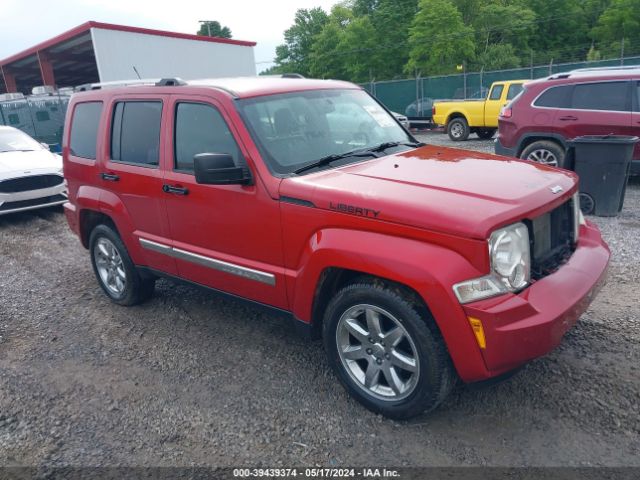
[310,268,440,340]
[79,210,117,249]
[446,113,466,125]
[517,136,564,157]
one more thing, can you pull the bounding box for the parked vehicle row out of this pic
[496,66,640,175]
[61,76,609,419]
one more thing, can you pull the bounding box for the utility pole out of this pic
[198,20,212,37]
[621,37,625,65]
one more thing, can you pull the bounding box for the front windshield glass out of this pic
[0,128,45,153]
[238,89,412,175]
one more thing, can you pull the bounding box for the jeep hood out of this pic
[279,144,577,239]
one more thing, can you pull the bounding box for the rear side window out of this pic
[174,102,244,172]
[571,82,629,112]
[111,101,162,166]
[533,85,572,108]
[70,102,102,159]
[489,85,504,100]
[506,84,523,100]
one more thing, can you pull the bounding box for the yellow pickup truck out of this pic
[432,80,526,141]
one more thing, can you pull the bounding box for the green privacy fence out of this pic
[362,56,640,122]
[0,94,70,150]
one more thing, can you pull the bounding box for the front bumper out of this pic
[462,221,609,378]
[0,183,67,216]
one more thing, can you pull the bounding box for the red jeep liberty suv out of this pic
[63,77,610,419]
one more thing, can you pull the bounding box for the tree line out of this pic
[262,0,640,82]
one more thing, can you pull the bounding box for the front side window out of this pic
[174,102,244,172]
[111,101,162,166]
[70,102,102,159]
[571,82,629,112]
[489,85,504,100]
[238,89,413,175]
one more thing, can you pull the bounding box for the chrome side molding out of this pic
[138,238,276,286]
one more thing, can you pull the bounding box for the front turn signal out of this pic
[468,317,486,349]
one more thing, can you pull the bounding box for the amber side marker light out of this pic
[468,317,486,349]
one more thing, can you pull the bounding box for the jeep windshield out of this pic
[238,89,416,175]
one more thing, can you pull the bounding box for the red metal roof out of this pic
[0,21,256,67]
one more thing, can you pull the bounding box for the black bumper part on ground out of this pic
[494,138,517,158]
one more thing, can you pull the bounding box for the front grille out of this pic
[529,200,576,280]
[0,174,63,193]
[0,194,67,212]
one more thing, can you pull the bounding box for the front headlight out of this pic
[453,222,530,304]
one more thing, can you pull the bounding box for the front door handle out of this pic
[100,173,120,182]
[162,184,189,195]
[559,115,578,121]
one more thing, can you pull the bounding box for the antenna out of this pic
[133,66,141,79]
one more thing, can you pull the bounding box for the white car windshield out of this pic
[238,89,412,175]
[0,128,45,153]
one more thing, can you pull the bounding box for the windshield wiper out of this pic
[293,150,378,175]
[364,141,424,153]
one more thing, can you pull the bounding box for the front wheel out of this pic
[447,117,470,141]
[322,280,455,419]
[89,224,155,306]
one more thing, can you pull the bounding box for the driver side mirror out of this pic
[193,153,252,185]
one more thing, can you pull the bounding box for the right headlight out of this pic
[453,222,531,304]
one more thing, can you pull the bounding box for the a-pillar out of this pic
[1,66,18,93]
[37,51,56,87]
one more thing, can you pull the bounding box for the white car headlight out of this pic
[453,222,531,304]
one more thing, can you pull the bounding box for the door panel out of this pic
[552,81,632,140]
[162,95,288,309]
[100,97,177,275]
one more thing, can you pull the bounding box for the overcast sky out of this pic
[0,0,338,72]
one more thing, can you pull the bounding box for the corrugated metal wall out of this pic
[91,28,257,82]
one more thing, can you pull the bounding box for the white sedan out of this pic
[0,126,67,216]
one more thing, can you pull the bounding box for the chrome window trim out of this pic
[530,79,633,113]
[139,238,276,286]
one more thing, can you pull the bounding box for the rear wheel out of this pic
[89,224,155,306]
[521,140,566,168]
[323,280,456,419]
[447,117,470,141]
[476,128,496,140]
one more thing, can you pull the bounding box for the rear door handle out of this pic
[559,115,578,121]
[100,173,120,182]
[162,184,189,195]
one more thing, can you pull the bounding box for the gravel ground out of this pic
[1,140,639,467]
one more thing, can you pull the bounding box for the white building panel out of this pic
[91,28,256,82]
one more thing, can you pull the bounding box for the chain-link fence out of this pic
[362,56,640,123]
[0,94,70,151]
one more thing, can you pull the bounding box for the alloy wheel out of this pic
[527,148,558,167]
[94,237,127,296]
[336,304,420,401]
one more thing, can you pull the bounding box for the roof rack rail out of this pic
[156,77,187,86]
[570,65,640,73]
[75,78,187,91]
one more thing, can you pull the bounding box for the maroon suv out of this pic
[496,67,640,174]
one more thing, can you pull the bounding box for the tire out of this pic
[89,224,155,306]
[520,140,566,168]
[476,128,496,140]
[447,117,470,141]
[322,280,456,419]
